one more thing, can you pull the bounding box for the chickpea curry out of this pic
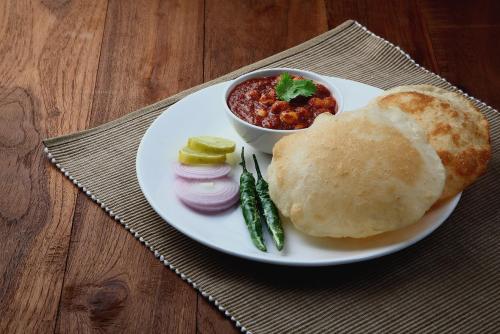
[227,73,337,130]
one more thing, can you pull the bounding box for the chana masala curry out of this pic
[227,74,337,130]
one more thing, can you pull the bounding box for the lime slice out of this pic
[178,146,226,165]
[188,136,236,154]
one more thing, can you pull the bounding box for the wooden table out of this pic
[1,1,498,332]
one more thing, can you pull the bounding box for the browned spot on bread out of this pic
[452,133,461,146]
[454,148,479,177]
[379,92,434,114]
[431,123,452,136]
[437,150,454,165]
[477,148,492,174]
[445,108,459,118]
[440,102,451,109]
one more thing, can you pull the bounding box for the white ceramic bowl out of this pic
[223,68,344,154]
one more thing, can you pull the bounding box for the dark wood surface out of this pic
[0,1,498,333]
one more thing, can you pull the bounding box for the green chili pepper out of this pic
[252,154,285,251]
[239,148,266,252]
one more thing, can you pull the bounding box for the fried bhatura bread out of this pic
[370,85,490,204]
[267,110,446,238]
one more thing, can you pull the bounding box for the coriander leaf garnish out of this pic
[275,73,294,101]
[275,72,317,102]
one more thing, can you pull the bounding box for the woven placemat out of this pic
[44,20,499,333]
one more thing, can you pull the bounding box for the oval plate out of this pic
[136,76,460,266]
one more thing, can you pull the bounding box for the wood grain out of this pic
[204,0,328,81]
[56,198,197,333]
[325,0,438,71]
[1,0,498,333]
[0,0,108,332]
[89,0,204,125]
[417,0,500,107]
[55,0,204,332]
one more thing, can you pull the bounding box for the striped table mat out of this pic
[44,20,499,333]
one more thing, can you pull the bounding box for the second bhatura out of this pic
[267,85,490,239]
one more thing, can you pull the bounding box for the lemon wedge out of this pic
[178,146,226,165]
[187,136,236,154]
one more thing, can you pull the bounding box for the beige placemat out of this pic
[44,20,499,333]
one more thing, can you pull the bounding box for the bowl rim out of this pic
[222,67,344,134]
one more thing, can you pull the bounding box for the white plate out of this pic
[136,76,460,266]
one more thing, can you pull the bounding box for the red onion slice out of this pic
[174,163,232,180]
[174,177,239,212]
[178,199,238,213]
